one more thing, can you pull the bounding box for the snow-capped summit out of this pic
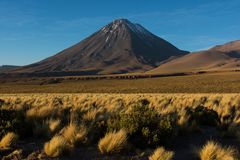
[13,19,188,75]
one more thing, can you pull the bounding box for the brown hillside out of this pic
[148,40,240,74]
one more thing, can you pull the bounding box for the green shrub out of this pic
[0,109,31,139]
[85,115,107,143]
[32,121,51,138]
[0,99,4,107]
[107,103,177,147]
[187,106,220,126]
[220,122,240,139]
[77,108,109,144]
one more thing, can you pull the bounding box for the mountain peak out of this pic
[13,19,187,75]
[112,18,130,24]
[105,18,133,31]
[100,18,151,38]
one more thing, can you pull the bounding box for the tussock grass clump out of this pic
[48,119,61,133]
[82,109,99,122]
[26,106,51,119]
[44,135,68,158]
[0,132,18,149]
[61,123,87,146]
[177,109,198,134]
[199,141,238,160]
[98,129,127,154]
[149,147,174,160]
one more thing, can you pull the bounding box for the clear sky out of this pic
[0,0,240,66]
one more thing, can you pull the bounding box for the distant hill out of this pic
[148,40,240,74]
[12,19,188,76]
[0,65,20,73]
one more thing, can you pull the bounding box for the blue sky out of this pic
[0,0,240,66]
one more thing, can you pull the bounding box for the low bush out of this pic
[199,141,238,160]
[32,119,61,138]
[98,129,127,154]
[0,109,30,138]
[187,106,220,126]
[221,122,240,138]
[0,99,4,107]
[177,109,200,134]
[149,147,174,160]
[83,111,108,143]
[32,121,51,138]
[107,103,177,147]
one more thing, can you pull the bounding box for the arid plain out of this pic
[0,11,240,160]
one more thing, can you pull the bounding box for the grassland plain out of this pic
[0,93,240,159]
[1,72,240,93]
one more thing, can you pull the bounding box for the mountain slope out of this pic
[13,19,188,75]
[148,40,240,74]
[0,65,20,73]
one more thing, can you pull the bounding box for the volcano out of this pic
[13,19,188,75]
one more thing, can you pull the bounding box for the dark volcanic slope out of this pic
[13,19,187,75]
[0,65,20,73]
[148,40,240,74]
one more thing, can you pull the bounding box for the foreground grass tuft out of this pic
[199,140,238,160]
[0,132,18,149]
[48,119,61,134]
[61,123,87,147]
[44,135,68,158]
[98,129,127,154]
[149,147,174,160]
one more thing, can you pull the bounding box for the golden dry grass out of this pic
[2,93,240,123]
[149,147,174,160]
[2,93,240,135]
[98,129,127,154]
[61,123,87,147]
[1,93,240,158]
[44,135,68,157]
[82,108,99,122]
[199,141,238,160]
[1,71,240,93]
[0,132,18,149]
[48,119,61,133]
